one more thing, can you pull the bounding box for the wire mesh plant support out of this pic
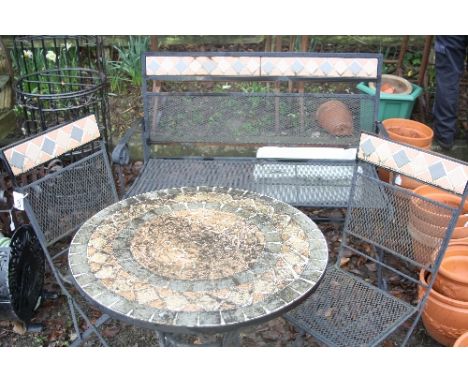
[15,67,109,143]
[12,36,110,144]
[12,35,105,77]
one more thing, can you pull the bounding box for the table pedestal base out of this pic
[155,330,240,347]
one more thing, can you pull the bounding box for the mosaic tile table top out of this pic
[69,187,328,333]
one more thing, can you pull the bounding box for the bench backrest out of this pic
[142,52,383,154]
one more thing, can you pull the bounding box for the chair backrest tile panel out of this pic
[358,133,468,195]
[145,55,379,79]
[4,115,101,176]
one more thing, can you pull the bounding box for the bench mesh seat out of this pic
[126,158,376,208]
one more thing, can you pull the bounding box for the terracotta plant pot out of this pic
[441,242,468,259]
[383,118,434,148]
[390,173,425,190]
[449,237,468,246]
[369,74,413,95]
[427,240,468,266]
[408,223,443,265]
[433,256,468,301]
[454,332,468,347]
[409,186,468,264]
[316,100,353,136]
[411,186,468,228]
[377,168,390,183]
[419,269,468,346]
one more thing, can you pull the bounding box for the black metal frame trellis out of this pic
[12,36,105,77]
[11,36,110,143]
[15,67,109,142]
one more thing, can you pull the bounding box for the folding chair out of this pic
[0,115,119,346]
[285,132,468,346]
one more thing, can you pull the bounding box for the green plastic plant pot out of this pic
[357,81,423,121]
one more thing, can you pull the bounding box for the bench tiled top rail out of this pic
[145,52,380,80]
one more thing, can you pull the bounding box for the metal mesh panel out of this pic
[21,151,116,245]
[126,158,376,208]
[147,93,375,146]
[345,173,457,267]
[285,267,415,346]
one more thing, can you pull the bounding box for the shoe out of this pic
[435,138,453,151]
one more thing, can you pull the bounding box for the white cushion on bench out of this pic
[256,146,357,161]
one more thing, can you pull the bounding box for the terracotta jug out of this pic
[316,100,353,136]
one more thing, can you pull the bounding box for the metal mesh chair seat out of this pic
[285,266,415,346]
[126,157,376,208]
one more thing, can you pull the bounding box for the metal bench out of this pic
[112,52,383,208]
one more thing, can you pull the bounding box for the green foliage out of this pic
[240,82,270,93]
[10,42,81,79]
[106,36,149,93]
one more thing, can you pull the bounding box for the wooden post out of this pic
[396,36,409,77]
[264,36,272,52]
[0,37,15,108]
[299,36,310,131]
[418,35,433,87]
[288,36,296,92]
[274,36,282,132]
[149,36,161,134]
[417,35,434,122]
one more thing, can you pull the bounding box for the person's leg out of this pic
[432,36,467,149]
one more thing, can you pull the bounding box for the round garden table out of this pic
[69,187,328,346]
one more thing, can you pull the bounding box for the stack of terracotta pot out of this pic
[409,185,468,265]
[419,242,468,346]
[380,118,434,187]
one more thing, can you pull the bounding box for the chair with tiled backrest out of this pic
[285,132,468,346]
[0,115,118,346]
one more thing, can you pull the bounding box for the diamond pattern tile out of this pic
[291,60,304,73]
[393,150,411,168]
[10,151,25,169]
[358,133,468,195]
[3,115,101,176]
[71,125,84,142]
[41,137,56,156]
[350,61,362,75]
[320,62,334,74]
[360,138,375,157]
[428,162,446,180]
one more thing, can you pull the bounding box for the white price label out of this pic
[13,191,26,211]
